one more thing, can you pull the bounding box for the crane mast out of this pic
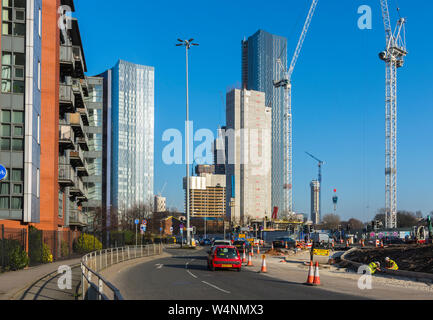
[379,0,407,229]
[274,0,318,218]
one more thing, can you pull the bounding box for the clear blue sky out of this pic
[75,0,433,222]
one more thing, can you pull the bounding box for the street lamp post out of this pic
[176,38,199,246]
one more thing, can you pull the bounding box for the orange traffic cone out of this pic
[305,260,314,285]
[271,242,274,250]
[257,245,260,255]
[380,240,384,248]
[260,255,267,273]
[251,246,254,257]
[312,261,321,285]
[285,242,288,249]
[362,239,365,247]
[242,248,246,263]
[246,252,253,266]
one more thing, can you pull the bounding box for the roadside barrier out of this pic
[260,255,267,273]
[81,243,163,300]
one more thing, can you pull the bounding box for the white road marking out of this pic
[155,264,163,269]
[187,270,198,278]
[201,281,231,294]
[185,259,197,278]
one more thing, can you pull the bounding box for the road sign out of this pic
[143,219,147,225]
[0,165,7,181]
[180,229,183,234]
[170,227,173,233]
[180,224,184,229]
[134,219,139,225]
[313,249,330,256]
[160,227,163,232]
[140,224,146,230]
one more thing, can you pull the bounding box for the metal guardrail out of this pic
[81,244,163,300]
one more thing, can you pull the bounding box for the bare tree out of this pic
[322,213,341,230]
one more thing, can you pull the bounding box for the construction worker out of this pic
[368,261,381,275]
[385,257,398,270]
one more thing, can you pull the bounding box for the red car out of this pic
[207,245,242,272]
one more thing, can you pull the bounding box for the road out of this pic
[107,247,366,300]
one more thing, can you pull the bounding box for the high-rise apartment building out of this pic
[310,180,320,225]
[241,30,288,218]
[0,0,42,226]
[102,60,154,214]
[225,89,272,225]
[154,195,166,213]
[0,0,93,232]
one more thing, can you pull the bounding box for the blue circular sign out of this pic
[0,165,7,181]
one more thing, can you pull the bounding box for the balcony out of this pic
[69,207,88,227]
[76,134,89,151]
[59,125,75,150]
[69,176,87,200]
[69,112,85,137]
[76,158,89,177]
[69,147,85,168]
[60,45,74,75]
[72,46,85,79]
[72,78,86,109]
[58,164,75,186]
[59,83,76,113]
[77,106,89,126]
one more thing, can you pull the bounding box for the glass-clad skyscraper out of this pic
[241,30,288,217]
[107,60,154,213]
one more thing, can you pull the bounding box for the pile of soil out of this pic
[265,248,286,256]
[346,244,433,273]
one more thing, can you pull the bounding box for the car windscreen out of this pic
[216,247,238,259]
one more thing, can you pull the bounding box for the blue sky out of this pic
[75,0,433,222]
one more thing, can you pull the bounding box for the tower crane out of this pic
[273,0,319,218]
[305,151,324,219]
[379,0,407,229]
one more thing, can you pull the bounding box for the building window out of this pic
[36,168,39,198]
[37,115,40,144]
[1,51,25,94]
[38,8,41,37]
[37,61,41,90]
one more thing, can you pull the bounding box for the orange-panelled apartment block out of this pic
[0,0,91,233]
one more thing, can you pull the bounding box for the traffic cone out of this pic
[242,248,246,263]
[260,255,267,273]
[362,239,365,247]
[251,246,254,257]
[246,252,253,266]
[257,245,260,255]
[305,260,314,285]
[271,242,274,250]
[312,261,321,285]
[380,240,384,248]
[285,242,288,249]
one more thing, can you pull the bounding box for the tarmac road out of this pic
[107,247,367,300]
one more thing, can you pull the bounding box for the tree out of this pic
[374,208,419,228]
[347,218,364,230]
[321,214,341,230]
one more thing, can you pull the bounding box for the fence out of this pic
[0,225,99,271]
[81,243,163,300]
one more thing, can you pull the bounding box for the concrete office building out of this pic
[103,60,154,215]
[183,173,226,218]
[225,89,272,225]
[212,126,226,175]
[310,180,320,225]
[241,30,288,218]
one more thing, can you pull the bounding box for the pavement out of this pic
[0,257,82,300]
[102,245,433,300]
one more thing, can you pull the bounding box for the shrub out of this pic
[73,234,102,253]
[41,243,53,263]
[8,246,29,270]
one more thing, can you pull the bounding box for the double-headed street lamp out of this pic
[176,38,199,246]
